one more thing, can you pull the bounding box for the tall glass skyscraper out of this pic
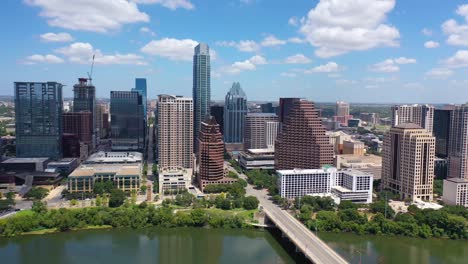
[224,82,247,143]
[193,43,211,151]
[110,91,145,151]
[133,78,147,120]
[15,82,63,159]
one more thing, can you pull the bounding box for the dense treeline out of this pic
[291,196,467,240]
[244,169,278,195]
[0,202,249,237]
[163,189,259,211]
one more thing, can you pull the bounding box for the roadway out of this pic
[226,162,348,264]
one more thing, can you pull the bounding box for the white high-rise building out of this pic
[157,95,193,170]
[382,124,435,201]
[391,104,434,133]
[265,121,280,149]
[277,167,373,204]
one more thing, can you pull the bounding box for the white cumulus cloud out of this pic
[40,32,73,42]
[304,62,340,73]
[371,57,416,73]
[442,5,468,46]
[261,35,287,47]
[223,55,267,74]
[288,17,299,26]
[443,50,468,68]
[25,0,149,33]
[299,0,400,57]
[23,54,64,64]
[55,42,146,65]
[132,0,194,10]
[284,54,312,64]
[426,68,453,79]
[139,27,156,36]
[141,38,199,61]
[424,41,440,48]
[215,40,260,52]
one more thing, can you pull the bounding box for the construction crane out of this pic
[87,54,95,85]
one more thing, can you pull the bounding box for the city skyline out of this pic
[2,1,468,103]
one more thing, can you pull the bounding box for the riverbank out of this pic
[0,204,260,237]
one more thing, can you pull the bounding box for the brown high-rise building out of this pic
[198,117,235,190]
[63,112,93,144]
[279,98,301,123]
[275,99,334,170]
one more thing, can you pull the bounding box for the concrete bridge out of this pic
[262,203,348,264]
[227,163,348,264]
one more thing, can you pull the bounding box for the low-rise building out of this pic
[342,140,365,155]
[277,167,373,204]
[158,167,193,194]
[68,164,141,193]
[0,157,50,172]
[239,148,275,170]
[46,158,79,175]
[335,154,382,180]
[443,178,468,207]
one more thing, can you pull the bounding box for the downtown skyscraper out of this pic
[15,82,63,159]
[391,104,434,133]
[382,124,435,201]
[133,78,147,120]
[193,43,211,152]
[73,78,96,140]
[224,82,247,144]
[275,99,334,170]
[110,91,145,151]
[448,104,468,179]
[157,95,193,170]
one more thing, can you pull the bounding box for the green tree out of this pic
[242,196,259,210]
[140,185,148,194]
[109,189,126,208]
[25,187,49,200]
[32,201,47,214]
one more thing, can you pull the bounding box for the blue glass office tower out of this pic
[15,82,63,159]
[133,78,147,120]
[110,91,145,151]
[224,82,247,143]
[193,43,211,152]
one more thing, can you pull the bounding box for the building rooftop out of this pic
[246,113,278,117]
[48,158,77,166]
[336,154,382,165]
[247,148,275,155]
[1,157,49,164]
[445,178,468,183]
[70,164,141,177]
[85,151,143,164]
[394,123,423,129]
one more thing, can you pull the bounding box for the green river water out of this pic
[0,228,466,264]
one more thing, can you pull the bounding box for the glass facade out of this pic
[15,82,63,160]
[193,43,211,151]
[110,91,145,151]
[224,82,247,143]
[133,78,147,120]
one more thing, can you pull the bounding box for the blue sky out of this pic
[2,0,468,103]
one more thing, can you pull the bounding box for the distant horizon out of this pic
[0,93,459,106]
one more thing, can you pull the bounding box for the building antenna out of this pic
[87,54,95,85]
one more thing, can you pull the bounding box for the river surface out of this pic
[319,232,468,264]
[0,228,294,264]
[0,228,467,264]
